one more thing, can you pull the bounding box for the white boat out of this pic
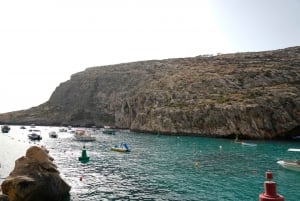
[49,131,58,138]
[102,126,116,135]
[277,148,300,172]
[74,129,96,142]
[241,142,257,147]
[288,148,300,152]
[277,160,300,172]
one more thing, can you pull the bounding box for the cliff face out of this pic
[1,47,300,139]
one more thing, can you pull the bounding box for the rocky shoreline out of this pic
[0,46,299,139]
[0,146,70,201]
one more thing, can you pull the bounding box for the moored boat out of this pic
[49,131,58,138]
[111,142,130,152]
[1,125,10,133]
[277,160,300,172]
[241,142,257,147]
[277,148,300,172]
[74,129,96,142]
[28,133,42,141]
[102,126,116,135]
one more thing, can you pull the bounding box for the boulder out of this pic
[1,146,70,201]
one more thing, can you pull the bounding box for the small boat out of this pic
[291,136,300,140]
[277,160,300,172]
[102,126,116,135]
[49,131,58,138]
[234,134,257,146]
[28,133,42,141]
[241,142,257,147]
[1,125,10,133]
[74,129,96,142]
[277,148,300,172]
[288,148,300,152]
[59,128,68,132]
[20,126,26,129]
[111,142,130,152]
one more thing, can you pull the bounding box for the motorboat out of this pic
[241,142,257,147]
[102,126,116,135]
[59,128,68,132]
[234,134,257,146]
[28,133,42,141]
[277,160,300,172]
[111,142,130,152]
[49,131,58,138]
[277,148,300,172]
[74,129,96,142]
[1,125,10,133]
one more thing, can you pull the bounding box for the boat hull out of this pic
[111,147,130,152]
[277,160,300,172]
[241,142,257,147]
[28,134,42,141]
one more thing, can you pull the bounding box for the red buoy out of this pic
[259,171,284,201]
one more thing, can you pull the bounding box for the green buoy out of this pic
[78,146,90,163]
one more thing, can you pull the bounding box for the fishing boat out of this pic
[28,132,42,140]
[74,129,96,142]
[1,125,10,133]
[277,148,300,172]
[234,134,257,146]
[241,142,257,147]
[111,142,130,152]
[49,131,58,138]
[102,126,116,135]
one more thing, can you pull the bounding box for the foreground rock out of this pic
[0,46,300,139]
[1,146,70,201]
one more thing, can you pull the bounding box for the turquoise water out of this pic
[1,126,300,200]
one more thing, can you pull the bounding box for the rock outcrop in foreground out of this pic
[0,46,300,139]
[1,146,70,201]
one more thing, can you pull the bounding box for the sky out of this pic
[0,0,299,113]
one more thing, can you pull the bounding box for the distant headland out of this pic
[0,46,300,139]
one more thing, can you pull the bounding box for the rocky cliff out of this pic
[0,47,300,139]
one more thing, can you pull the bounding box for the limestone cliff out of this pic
[0,47,300,139]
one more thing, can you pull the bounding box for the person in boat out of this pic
[121,142,129,150]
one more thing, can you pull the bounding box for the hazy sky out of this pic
[0,0,299,113]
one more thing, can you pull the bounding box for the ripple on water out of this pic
[1,127,300,201]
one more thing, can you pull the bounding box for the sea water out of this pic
[1,126,300,201]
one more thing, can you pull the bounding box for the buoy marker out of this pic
[78,146,90,163]
[259,171,284,201]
